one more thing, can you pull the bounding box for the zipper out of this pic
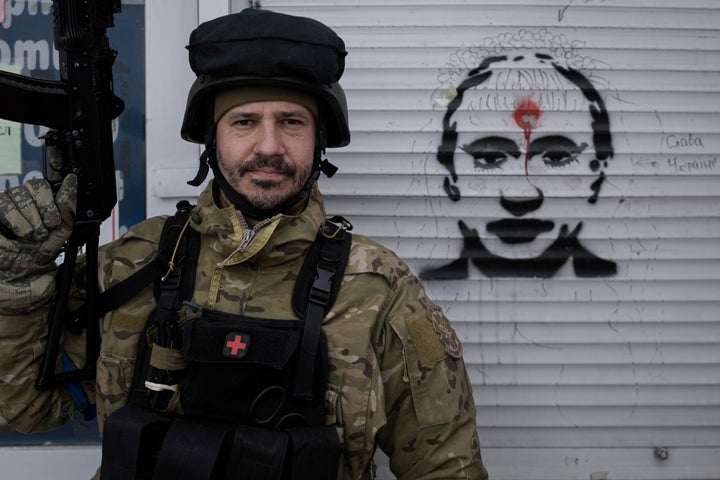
[218,212,272,267]
[238,227,255,253]
[236,211,257,254]
[237,212,274,253]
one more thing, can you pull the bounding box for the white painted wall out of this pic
[226,2,719,479]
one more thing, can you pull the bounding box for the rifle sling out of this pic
[68,202,195,333]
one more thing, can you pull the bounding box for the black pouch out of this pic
[180,309,328,428]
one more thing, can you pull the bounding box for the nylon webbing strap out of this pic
[293,223,350,400]
[145,202,200,411]
[225,425,289,480]
[288,426,342,479]
[96,262,160,318]
[100,404,172,480]
[70,202,196,333]
[68,261,159,334]
[152,419,230,480]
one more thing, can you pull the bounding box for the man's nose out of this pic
[253,123,285,156]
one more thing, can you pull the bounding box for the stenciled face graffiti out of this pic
[421,39,618,279]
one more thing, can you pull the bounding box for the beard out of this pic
[217,153,310,212]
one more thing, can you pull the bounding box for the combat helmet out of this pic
[181,8,350,219]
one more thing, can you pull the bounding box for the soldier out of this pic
[0,9,487,480]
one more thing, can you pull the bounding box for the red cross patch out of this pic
[223,332,250,359]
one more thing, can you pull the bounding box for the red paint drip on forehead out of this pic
[513,98,541,131]
[513,98,542,175]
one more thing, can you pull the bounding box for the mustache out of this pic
[237,155,296,176]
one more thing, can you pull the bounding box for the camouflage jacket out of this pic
[0,182,487,480]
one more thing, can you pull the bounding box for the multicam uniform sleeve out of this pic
[0,215,164,435]
[376,273,488,480]
[0,263,91,434]
[0,175,87,432]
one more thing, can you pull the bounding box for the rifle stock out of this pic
[0,0,124,389]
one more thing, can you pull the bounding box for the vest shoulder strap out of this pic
[291,216,352,319]
[127,201,200,408]
[292,216,353,400]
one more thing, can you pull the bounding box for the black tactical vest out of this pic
[98,203,352,480]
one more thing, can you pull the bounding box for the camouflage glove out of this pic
[0,175,77,313]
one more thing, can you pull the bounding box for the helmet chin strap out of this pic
[189,127,338,221]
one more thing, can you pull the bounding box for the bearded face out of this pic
[214,100,317,213]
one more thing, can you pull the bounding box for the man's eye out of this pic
[281,118,307,129]
[461,148,510,170]
[531,137,589,168]
[541,150,579,167]
[460,136,521,170]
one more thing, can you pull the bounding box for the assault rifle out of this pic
[0,0,124,389]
